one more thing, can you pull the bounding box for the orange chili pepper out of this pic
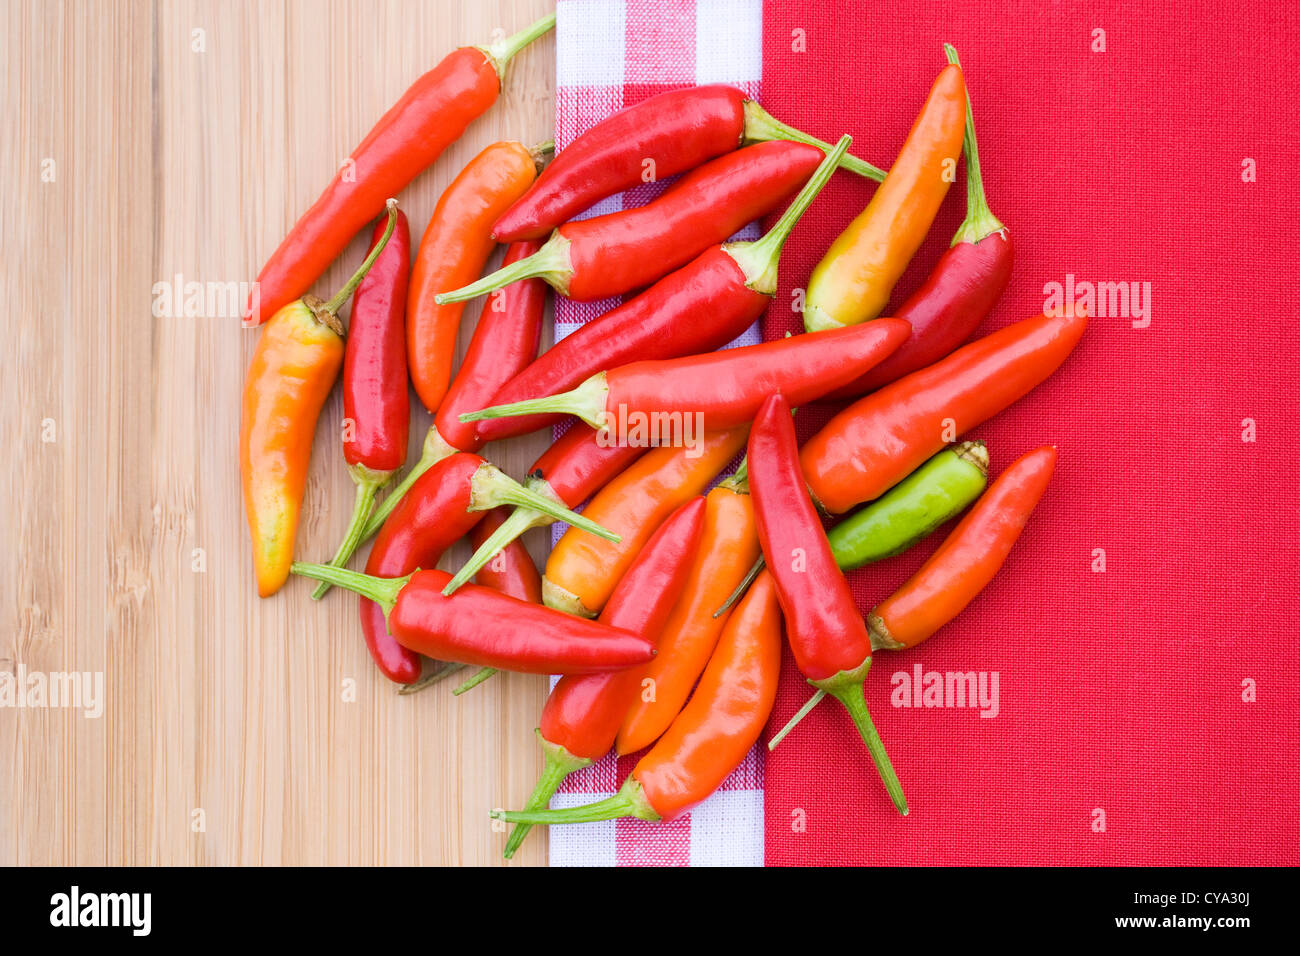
[407,140,545,416]
[241,203,398,597]
[492,569,781,829]
[869,445,1057,650]
[616,474,759,755]
[542,427,749,618]
[803,60,967,332]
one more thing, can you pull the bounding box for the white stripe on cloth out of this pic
[546,0,765,867]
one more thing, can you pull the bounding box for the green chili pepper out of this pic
[715,441,989,617]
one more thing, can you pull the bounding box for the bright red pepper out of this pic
[345,451,618,681]
[491,85,887,242]
[461,317,911,437]
[748,394,907,815]
[310,209,411,601]
[244,15,554,324]
[801,306,1088,515]
[433,239,547,453]
[503,497,706,858]
[442,424,648,594]
[439,141,827,304]
[292,565,652,676]
[827,45,1012,400]
[471,136,856,443]
[469,507,542,604]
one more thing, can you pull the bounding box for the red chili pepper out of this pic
[439,141,827,304]
[469,508,542,604]
[492,568,782,830]
[471,136,857,443]
[433,239,547,453]
[748,393,907,815]
[826,45,1012,400]
[309,209,411,601]
[244,15,553,324]
[293,564,652,676]
[503,497,706,858]
[442,423,648,594]
[801,306,1088,515]
[491,85,887,242]
[460,316,911,437]
[869,445,1057,651]
[344,451,618,681]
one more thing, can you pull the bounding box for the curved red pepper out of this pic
[492,85,886,242]
[463,317,911,437]
[294,564,653,675]
[440,141,825,305]
[434,239,547,452]
[502,497,706,858]
[747,393,907,815]
[245,16,554,324]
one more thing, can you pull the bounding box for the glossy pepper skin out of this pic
[492,568,782,829]
[543,427,750,618]
[244,15,554,324]
[503,498,706,858]
[241,204,400,597]
[491,84,886,241]
[748,394,907,814]
[434,239,546,452]
[462,317,912,437]
[469,508,542,604]
[407,141,543,414]
[469,135,857,442]
[292,565,653,676]
[441,423,648,595]
[617,476,760,755]
[309,209,413,601]
[804,62,967,332]
[241,299,344,596]
[869,445,1057,651]
[440,140,825,304]
[801,306,1087,515]
[827,46,1012,400]
[358,453,487,684]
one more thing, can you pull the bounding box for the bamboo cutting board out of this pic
[0,0,559,866]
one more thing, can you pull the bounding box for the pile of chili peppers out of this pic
[241,23,1086,855]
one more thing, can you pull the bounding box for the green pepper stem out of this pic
[442,500,550,596]
[742,100,886,182]
[943,44,1004,246]
[290,562,408,612]
[502,733,594,859]
[714,555,765,618]
[458,372,609,431]
[322,200,398,315]
[435,233,572,303]
[724,134,852,295]
[360,426,458,541]
[311,466,391,600]
[475,463,618,548]
[768,688,826,750]
[492,776,659,827]
[483,13,556,79]
[815,666,909,815]
[452,666,498,696]
[396,662,466,696]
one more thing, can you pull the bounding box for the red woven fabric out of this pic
[760,0,1300,864]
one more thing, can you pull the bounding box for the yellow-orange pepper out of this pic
[803,60,967,332]
[543,427,749,618]
[241,204,398,596]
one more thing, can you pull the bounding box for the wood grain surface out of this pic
[1,0,559,866]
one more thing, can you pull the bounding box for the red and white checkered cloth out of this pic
[547,0,766,867]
